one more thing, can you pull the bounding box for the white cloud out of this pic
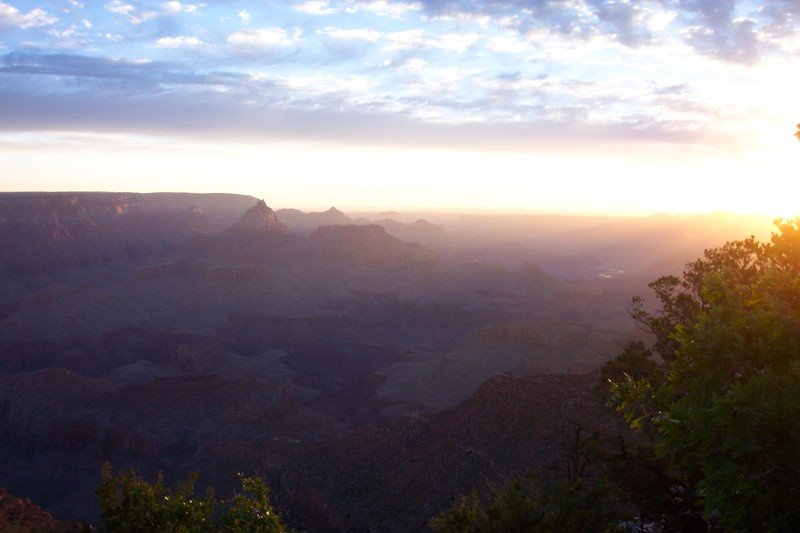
[81,18,91,28]
[104,1,133,16]
[280,73,374,94]
[644,6,677,32]
[384,29,480,52]
[0,2,57,29]
[475,74,547,92]
[316,27,380,42]
[156,35,202,48]
[48,26,79,39]
[357,1,421,18]
[383,29,426,51]
[238,9,250,25]
[487,34,536,54]
[228,27,300,50]
[427,32,481,52]
[162,1,202,15]
[393,57,427,71]
[293,1,336,15]
[104,1,156,24]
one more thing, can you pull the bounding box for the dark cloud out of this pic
[0,52,246,87]
[759,0,800,37]
[414,0,799,63]
[595,1,657,47]
[683,18,762,65]
[675,0,762,64]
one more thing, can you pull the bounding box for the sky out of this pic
[0,0,799,215]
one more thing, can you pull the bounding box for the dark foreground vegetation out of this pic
[97,464,286,532]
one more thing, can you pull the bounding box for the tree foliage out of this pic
[97,463,286,532]
[604,219,800,530]
[430,476,623,533]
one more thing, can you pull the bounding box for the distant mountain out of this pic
[223,200,290,237]
[186,199,295,269]
[275,207,352,235]
[307,224,432,263]
[372,218,446,246]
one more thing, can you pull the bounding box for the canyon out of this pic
[0,192,771,529]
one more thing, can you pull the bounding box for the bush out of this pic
[97,463,286,532]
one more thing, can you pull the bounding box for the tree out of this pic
[430,476,623,533]
[219,475,285,532]
[605,219,800,530]
[97,463,286,532]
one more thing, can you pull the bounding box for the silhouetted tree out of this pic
[605,219,800,530]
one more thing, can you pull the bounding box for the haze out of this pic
[1,0,798,216]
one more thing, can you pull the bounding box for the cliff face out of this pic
[0,487,79,532]
[282,372,608,531]
[0,192,258,235]
[0,192,259,275]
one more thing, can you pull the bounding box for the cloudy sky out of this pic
[0,0,798,214]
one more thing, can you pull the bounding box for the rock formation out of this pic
[224,200,290,236]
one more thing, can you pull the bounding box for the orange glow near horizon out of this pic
[1,131,797,219]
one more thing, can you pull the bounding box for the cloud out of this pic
[0,50,714,153]
[279,73,374,95]
[383,29,426,51]
[413,0,799,63]
[426,32,481,52]
[383,29,480,52]
[759,0,800,38]
[486,33,536,54]
[357,1,421,18]
[682,17,762,65]
[43,24,92,49]
[0,2,788,157]
[294,0,421,18]
[293,1,336,16]
[0,2,57,30]
[675,1,766,64]
[104,1,157,25]
[317,27,381,42]
[595,1,662,47]
[155,36,202,48]
[227,27,300,52]
[162,1,203,15]
[316,27,381,58]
